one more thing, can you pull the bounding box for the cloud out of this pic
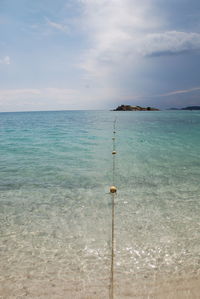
[0,88,80,111]
[80,0,159,75]
[124,86,200,100]
[0,88,78,101]
[0,86,118,110]
[140,31,200,57]
[0,87,117,111]
[0,56,10,65]
[79,0,200,77]
[45,18,69,33]
[160,86,200,97]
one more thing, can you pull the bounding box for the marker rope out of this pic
[109,119,117,299]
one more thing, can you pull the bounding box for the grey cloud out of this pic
[139,31,200,57]
[79,0,200,108]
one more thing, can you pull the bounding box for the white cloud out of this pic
[46,18,69,33]
[0,56,10,65]
[0,88,77,101]
[0,88,80,111]
[160,86,200,97]
[0,88,109,111]
[79,0,162,75]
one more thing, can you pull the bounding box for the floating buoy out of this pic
[112,151,117,155]
[112,137,115,140]
[110,186,117,193]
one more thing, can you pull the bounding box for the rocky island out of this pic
[114,105,160,111]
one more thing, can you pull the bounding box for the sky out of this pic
[1,0,200,111]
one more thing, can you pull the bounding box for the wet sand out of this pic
[1,273,200,298]
[116,275,200,299]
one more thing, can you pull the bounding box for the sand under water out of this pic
[0,110,200,298]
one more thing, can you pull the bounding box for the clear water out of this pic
[0,110,200,298]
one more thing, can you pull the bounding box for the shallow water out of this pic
[0,110,200,298]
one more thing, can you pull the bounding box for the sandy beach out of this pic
[1,274,200,298]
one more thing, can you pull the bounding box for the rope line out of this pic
[110,193,115,299]
[110,118,117,299]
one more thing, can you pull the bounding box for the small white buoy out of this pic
[112,151,117,155]
[110,186,117,193]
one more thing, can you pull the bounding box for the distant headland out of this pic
[168,106,200,110]
[113,105,160,111]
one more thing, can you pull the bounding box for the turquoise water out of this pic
[0,110,200,298]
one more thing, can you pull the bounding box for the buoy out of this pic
[110,186,117,193]
[112,137,115,140]
[112,151,117,155]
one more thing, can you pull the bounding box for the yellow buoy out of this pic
[112,151,117,155]
[110,186,117,193]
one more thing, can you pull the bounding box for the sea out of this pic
[0,110,200,298]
